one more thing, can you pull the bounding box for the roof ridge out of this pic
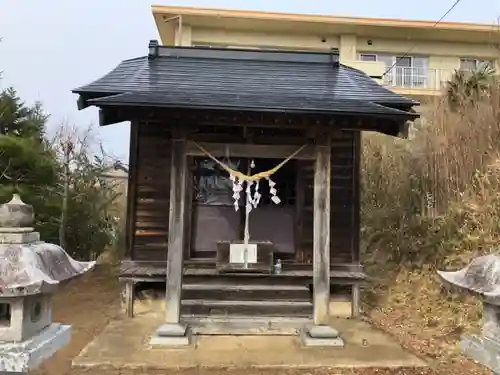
[151,44,340,65]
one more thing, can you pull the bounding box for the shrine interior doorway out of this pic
[189,156,298,261]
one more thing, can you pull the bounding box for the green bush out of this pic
[0,88,124,259]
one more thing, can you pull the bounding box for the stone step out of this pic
[181,299,313,317]
[182,283,311,301]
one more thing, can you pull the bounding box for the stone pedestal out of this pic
[0,323,71,373]
[149,323,192,347]
[458,303,500,375]
[461,334,500,374]
[300,325,344,347]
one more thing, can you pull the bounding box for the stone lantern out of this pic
[438,254,500,375]
[0,194,95,373]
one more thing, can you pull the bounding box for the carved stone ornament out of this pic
[0,194,96,373]
[438,254,500,304]
[438,254,500,374]
[0,194,96,297]
[0,194,34,229]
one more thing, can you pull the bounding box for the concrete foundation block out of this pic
[300,325,345,347]
[0,323,71,373]
[155,323,187,337]
[149,324,192,347]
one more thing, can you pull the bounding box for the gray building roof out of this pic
[73,42,418,124]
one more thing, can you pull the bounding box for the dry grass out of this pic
[362,84,500,267]
[360,81,500,373]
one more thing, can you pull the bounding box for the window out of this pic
[193,158,241,206]
[359,54,377,62]
[374,54,429,88]
[395,56,412,68]
[30,300,43,323]
[460,58,493,71]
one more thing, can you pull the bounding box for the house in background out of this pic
[152,5,500,99]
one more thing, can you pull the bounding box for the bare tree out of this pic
[50,123,123,258]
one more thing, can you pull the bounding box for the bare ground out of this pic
[31,266,490,375]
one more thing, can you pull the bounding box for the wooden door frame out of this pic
[184,142,312,260]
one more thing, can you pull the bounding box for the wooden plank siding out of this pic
[132,121,172,261]
[127,121,360,265]
[298,130,360,265]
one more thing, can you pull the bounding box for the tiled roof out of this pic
[74,44,418,121]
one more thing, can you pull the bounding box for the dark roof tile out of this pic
[74,46,418,120]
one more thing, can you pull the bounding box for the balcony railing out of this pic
[383,67,452,91]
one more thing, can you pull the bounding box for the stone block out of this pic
[149,325,192,347]
[0,232,39,244]
[155,323,187,337]
[461,335,500,375]
[0,295,52,342]
[300,325,345,347]
[0,323,71,374]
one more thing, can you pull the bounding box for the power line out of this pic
[382,0,464,77]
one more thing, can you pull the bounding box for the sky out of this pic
[1,0,499,161]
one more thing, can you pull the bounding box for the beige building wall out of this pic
[162,13,500,97]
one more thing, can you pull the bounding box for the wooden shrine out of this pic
[73,42,418,345]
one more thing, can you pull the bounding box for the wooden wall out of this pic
[126,121,360,265]
[128,121,172,261]
[298,130,360,264]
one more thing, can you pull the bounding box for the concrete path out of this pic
[72,312,426,372]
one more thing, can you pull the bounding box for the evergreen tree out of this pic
[0,87,60,241]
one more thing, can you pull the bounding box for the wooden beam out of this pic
[125,121,139,260]
[185,141,315,160]
[98,108,127,126]
[164,132,188,324]
[312,141,331,326]
[99,106,405,136]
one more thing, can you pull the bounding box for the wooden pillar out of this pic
[351,131,362,318]
[295,160,305,263]
[125,121,139,260]
[164,135,188,324]
[312,142,331,326]
[302,136,343,346]
[351,284,361,318]
[121,121,138,319]
[184,156,194,259]
[151,130,191,345]
[124,280,135,318]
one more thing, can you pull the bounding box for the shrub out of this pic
[361,79,500,272]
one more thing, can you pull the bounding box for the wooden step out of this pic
[184,272,312,286]
[182,283,311,301]
[181,299,313,317]
[183,315,312,336]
